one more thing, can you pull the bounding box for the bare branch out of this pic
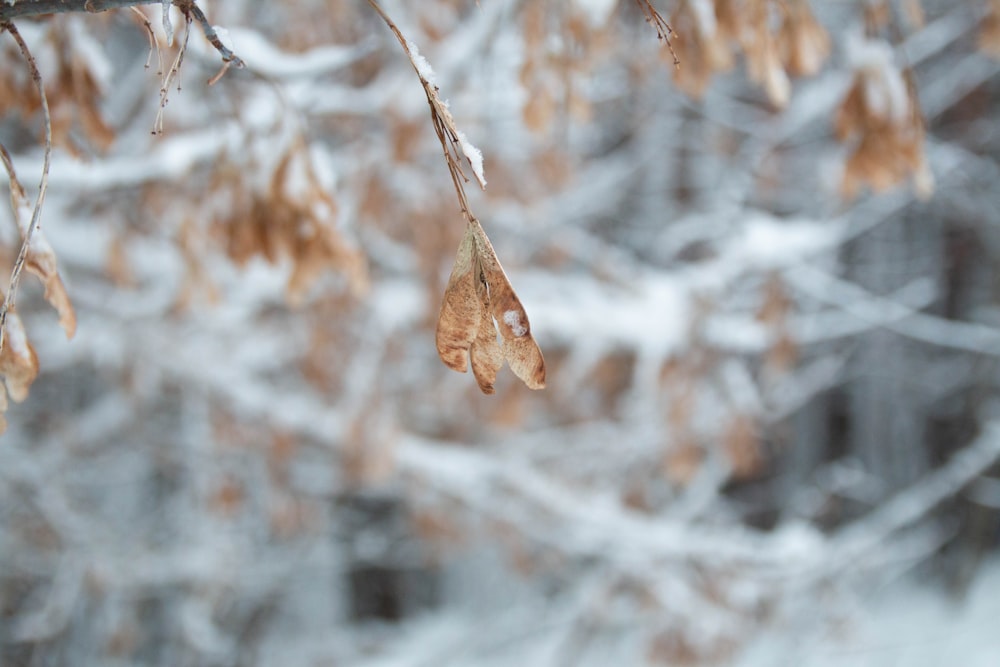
[0,1,243,68]
[1,0,175,21]
[634,0,679,66]
[187,2,244,68]
[825,422,1000,574]
[130,6,163,73]
[0,22,53,354]
[365,0,484,224]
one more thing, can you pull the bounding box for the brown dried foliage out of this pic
[214,146,368,305]
[980,0,1000,58]
[834,47,932,199]
[777,0,830,78]
[0,309,38,434]
[669,0,733,99]
[663,0,829,107]
[436,220,545,394]
[0,18,114,154]
[1,147,76,339]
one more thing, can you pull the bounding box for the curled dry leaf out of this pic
[2,149,76,339]
[436,220,545,393]
[0,309,39,434]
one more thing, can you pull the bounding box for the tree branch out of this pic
[0,0,173,22]
[0,21,52,354]
[0,0,243,67]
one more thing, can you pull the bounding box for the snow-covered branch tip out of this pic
[365,0,487,210]
[186,2,245,70]
[0,21,52,355]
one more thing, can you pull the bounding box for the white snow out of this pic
[690,0,719,36]
[66,17,113,91]
[845,33,910,122]
[503,309,527,337]
[161,0,174,47]
[202,28,374,78]
[572,0,618,27]
[455,129,487,188]
[213,26,235,55]
[405,38,437,86]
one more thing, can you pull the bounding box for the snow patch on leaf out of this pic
[503,309,527,337]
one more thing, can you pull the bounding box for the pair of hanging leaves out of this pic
[436,219,545,394]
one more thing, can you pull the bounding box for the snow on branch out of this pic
[790,266,1000,356]
[0,1,244,68]
[827,421,1000,573]
[398,434,812,569]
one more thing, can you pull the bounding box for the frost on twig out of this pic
[187,2,245,70]
[161,0,173,46]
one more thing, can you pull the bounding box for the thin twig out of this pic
[365,0,482,224]
[0,22,53,354]
[634,0,680,67]
[187,2,244,68]
[153,10,191,135]
[206,60,231,86]
[130,6,163,73]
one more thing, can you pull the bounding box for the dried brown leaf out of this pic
[3,148,76,339]
[435,221,546,392]
[436,224,482,374]
[470,285,503,394]
[470,221,546,390]
[0,310,39,404]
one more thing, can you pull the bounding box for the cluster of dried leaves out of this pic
[519,2,616,134]
[668,0,829,106]
[0,17,115,154]
[214,144,368,305]
[656,0,940,199]
[835,13,933,199]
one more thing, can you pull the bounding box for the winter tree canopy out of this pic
[2,1,1000,665]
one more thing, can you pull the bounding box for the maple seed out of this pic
[435,220,545,392]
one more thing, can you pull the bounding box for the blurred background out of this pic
[2,0,1000,665]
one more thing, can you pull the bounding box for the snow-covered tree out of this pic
[2,1,1000,665]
